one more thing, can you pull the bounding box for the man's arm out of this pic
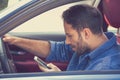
[3,35,50,58]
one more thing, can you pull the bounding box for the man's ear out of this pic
[81,28,91,40]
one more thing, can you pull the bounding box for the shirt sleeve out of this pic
[46,41,74,62]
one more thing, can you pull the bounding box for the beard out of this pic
[76,43,91,56]
[76,36,91,56]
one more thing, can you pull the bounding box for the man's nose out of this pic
[65,38,71,45]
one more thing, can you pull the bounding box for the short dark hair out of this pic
[62,4,103,34]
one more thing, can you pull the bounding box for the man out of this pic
[3,4,120,72]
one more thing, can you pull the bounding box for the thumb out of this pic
[47,63,61,71]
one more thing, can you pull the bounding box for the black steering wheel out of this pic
[0,37,16,73]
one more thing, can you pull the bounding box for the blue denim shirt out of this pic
[46,32,120,71]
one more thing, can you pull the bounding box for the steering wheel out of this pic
[0,37,16,73]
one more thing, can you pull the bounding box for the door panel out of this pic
[9,32,65,41]
[7,32,67,73]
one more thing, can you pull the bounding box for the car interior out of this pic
[0,0,120,74]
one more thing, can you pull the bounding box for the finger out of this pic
[3,34,11,41]
[47,63,56,68]
[2,35,16,44]
[47,63,61,71]
[38,64,50,72]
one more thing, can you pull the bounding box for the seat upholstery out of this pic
[102,0,120,43]
[103,0,120,28]
[12,52,68,72]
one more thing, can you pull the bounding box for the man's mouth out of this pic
[71,45,76,51]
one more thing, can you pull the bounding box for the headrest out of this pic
[103,0,120,28]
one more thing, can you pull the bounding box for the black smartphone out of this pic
[34,56,51,69]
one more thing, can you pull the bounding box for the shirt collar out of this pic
[87,32,116,59]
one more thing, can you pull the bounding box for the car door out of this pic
[0,0,120,79]
[0,0,97,73]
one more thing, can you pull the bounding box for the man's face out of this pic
[64,22,90,55]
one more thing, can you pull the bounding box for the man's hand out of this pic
[3,34,17,45]
[38,63,61,72]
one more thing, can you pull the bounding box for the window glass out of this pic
[0,0,31,18]
[1,0,31,10]
[108,25,117,34]
[10,1,94,33]
[0,0,8,11]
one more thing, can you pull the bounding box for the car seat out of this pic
[102,0,120,43]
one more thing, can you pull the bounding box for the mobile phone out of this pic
[34,56,51,69]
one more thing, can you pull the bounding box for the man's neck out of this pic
[90,33,108,51]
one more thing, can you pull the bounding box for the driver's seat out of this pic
[102,0,120,43]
